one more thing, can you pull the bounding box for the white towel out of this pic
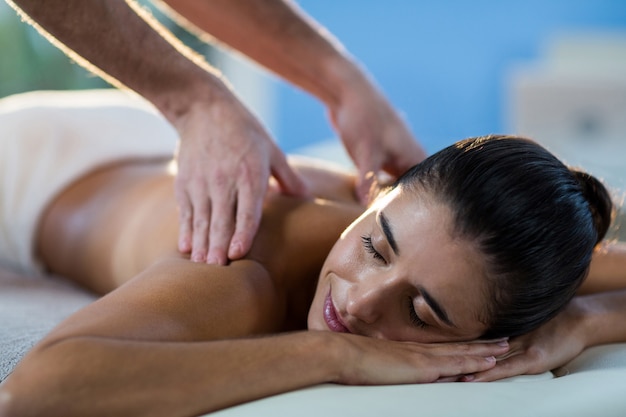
[0,90,178,275]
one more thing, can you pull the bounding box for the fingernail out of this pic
[497,340,509,347]
[229,241,242,258]
[462,375,475,382]
[485,356,496,363]
[206,256,218,265]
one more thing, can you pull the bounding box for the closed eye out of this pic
[361,234,386,263]
[407,297,428,329]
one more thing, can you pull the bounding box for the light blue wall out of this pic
[274,0,626,154]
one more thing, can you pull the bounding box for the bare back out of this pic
[36,158,362,316]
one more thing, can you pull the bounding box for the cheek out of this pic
[308,239,358,330]
[323,235,364,280]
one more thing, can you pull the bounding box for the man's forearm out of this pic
[162,0,364,108]
[7,0,228,123]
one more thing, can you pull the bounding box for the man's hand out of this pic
[174,94,307,265]
[329,73,427,203]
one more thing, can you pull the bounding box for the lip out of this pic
[323,291,351,333]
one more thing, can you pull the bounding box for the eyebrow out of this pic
[378,212,399,256]
[419,286,456,327]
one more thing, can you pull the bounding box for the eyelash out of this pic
[361,235,426,329]
[407,298,428,329]
[361,234,386,263]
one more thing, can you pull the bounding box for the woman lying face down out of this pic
[0,132,613,416]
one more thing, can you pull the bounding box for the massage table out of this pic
[1,90,625,416]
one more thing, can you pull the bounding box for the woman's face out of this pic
[307,187,490,343]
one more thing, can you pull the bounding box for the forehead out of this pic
[374,188,489,336]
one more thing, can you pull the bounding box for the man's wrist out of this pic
[149,71,233,131]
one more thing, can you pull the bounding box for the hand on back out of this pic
[174,94,307,265]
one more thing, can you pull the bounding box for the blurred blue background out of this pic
[1,0,625,155]
[275,0,626,154]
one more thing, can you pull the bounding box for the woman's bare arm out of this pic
[579,241,626,294]
[0,258,505,416]
[472,288,626,382]
[556,241,626,348]
[472,241,626,382]
[1,258,332,416]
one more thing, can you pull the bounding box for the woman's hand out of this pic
[469,299,589,382]
[332,333,509,385]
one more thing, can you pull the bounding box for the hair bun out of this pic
[570,169,613,244]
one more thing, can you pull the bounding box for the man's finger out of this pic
[270,148,308,197]
[205,188,236,265]
[229,185,264,260]
[189,190,211,263]
[355,168,377,205]
[176,188,193,253]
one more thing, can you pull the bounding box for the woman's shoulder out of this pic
[287,155,358,204]
[44,255,289,344]
[247,192,361,287]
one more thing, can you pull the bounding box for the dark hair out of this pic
[393,135,613,339]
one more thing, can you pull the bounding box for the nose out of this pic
[345,272,397,325]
